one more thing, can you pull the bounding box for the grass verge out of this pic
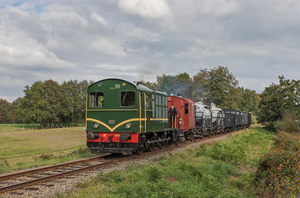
[0,127,97,174]
[0,124,41,131]
[62,127,274,198]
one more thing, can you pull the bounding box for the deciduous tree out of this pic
[186,66,239,108]
[257,75,300,130]
[0,99,11,123]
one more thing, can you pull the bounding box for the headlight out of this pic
[93,122,99,129]
[125,123,131,129]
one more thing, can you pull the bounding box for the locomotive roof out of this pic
[89,78,167,95]
[89,78,136,88]
[169,95,194,102]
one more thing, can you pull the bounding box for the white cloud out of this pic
[199,0,240,16]
[90,12,109,28]
[118,0,171,20]
[141,44,151,52]
[0,73,27,88]
[91,37,127,57]
[2,0,300,101]
[2,6,29,17]
[0,43,77,69]
[40,10,89,28]
[121,25,161,42]
[155,52,164,57]
[95,63,135,71]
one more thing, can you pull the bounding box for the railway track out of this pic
[0,129,249,196]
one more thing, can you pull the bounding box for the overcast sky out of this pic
[1,0,300,102]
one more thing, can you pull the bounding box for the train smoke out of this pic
[137,63,159,82]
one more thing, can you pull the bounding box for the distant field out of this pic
[0,127,94,173]
[0,124,41,131]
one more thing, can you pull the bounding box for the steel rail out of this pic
[0,153,112,181]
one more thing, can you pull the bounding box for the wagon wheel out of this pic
[207,131,211,137]
[189,133,195,142]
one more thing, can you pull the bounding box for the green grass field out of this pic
[0,124,41,131]
[0,126,97,173]
[64,127,275,198]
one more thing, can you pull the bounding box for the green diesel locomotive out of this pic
[85,78,178,155]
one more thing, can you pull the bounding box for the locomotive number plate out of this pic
[109,120,115,124]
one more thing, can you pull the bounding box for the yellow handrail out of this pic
[139,92,141,133]
[144,93,146,133]
[85,94,87,128]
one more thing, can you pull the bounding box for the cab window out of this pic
[89,92,104,107]
[121,91,135,106]
[146,95,150,109]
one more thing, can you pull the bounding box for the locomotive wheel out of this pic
[136,147,144,155]
[147,143,155,151]
[157,142,162,149]
[160,140,167,148]
[160,135,167,148]
[174,139,178,145]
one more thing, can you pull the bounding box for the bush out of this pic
[255,132,300,197]
[275,110,300,133]
[175,161,202,178]
[102,171,124,184]
[146,166,162,181]
[251,114,257,125]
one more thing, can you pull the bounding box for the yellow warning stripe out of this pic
[86,118,168,132]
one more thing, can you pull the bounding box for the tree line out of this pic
[0,80,93,128]
[142,66,260,114]
[1,66,298,130]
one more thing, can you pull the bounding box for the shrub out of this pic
[146,166,162,181]
[102,171,124,184]
[255,132,300,197]
[251,114,257,125]
[275,110,300,133]
[175,161,202,178]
